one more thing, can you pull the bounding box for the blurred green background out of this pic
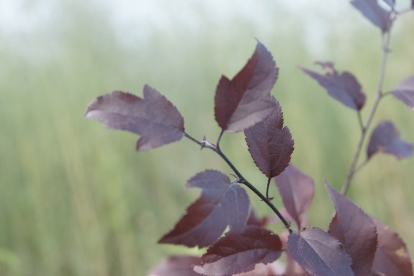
[0,0,413,275]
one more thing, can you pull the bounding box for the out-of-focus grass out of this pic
[0,1,413,275]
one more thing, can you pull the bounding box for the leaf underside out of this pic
[245,96,294,179]
[85,85,185,150]
[326,182,377,276]
[367,120,413,160]
[351,0,391,32]
[159,170,249,248]
[287,227,354,276]
[300,62,366,110]
[392,75,414,111]
[215,41,280,133]
[194,226,283,276]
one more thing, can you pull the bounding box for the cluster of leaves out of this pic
[85,1,414,275]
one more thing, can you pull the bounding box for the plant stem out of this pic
[340,32,391,195]
[266,177,272,199]
[184,132,293,232]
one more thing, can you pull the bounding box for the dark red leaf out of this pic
[193,226,283,276]
[367,121,413,160]
[392,75,414,110]
[300,62,366,110]
[326,182,377,276]
[287,227,354,276]
[159,170,249,248]
[148,255,201,276]
[247,209,268,228]
[351,0,391,32]
[85,85,185,150]
[371,218,413,276]
[245,97,294,178]
[215,41,279,133]
[275,164,314,229]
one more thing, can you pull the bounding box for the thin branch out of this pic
[357,111,364,132]
[216,129,225,149]
[353,159,369,175]
[382,90,393,97]
[340,32,391,195]
[184,132,293,232]
[266,177,272,199]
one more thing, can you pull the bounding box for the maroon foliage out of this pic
[275,164,314,229]
[85,85,185,150]
[300,62,366,110]
[287,227,354,276]
[351,0,391,32]
[159,170,249,248]
[148,255,201,276]
[245,97,294,178]
[326,182,377,276]
[214,41,279,133]
[371,218,413,276]
[392,75,414,110]
[193,226,283,276]
[367,121,413,159]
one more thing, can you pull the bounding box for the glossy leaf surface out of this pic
[351,0,391,32]
[300,62,366,110]
[245,97,294,178]
[367,121,413,159]
[392,75,414,110]
[372,218,413,276]
[326,182,377,276]
[159,170,249,248]
[194,226,282,276]
[275,164,314,229]
[215,41,279,133]
[287,227,354,276]
[148,255,200,276]
[85,85,185,150]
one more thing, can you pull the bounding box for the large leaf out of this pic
[244,97,294,178]
[215,41,279,133]
[159,170,249,248]
[148,255,201,276]
[85,85,185,150]
[193,226,283,276]
[300,62,366,110]
[351,0,391,32]
[287,227,354,276]
[326,182,377,276]
[371,218,413,276]
[392,75,414,111]
[367,121,413,160]
[275,164,314,229]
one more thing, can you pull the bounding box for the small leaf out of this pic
[287,227,354,276]
[193,226,283,276]
[159,170,249,248]
[148,255,201,276]
[215,41,280,133]
[371,218,414,276]
[85,85,185,150]
[326,182,377,276]
[367,121,413,160]
[245,97,294,178]
[392,75,414,110]
[351,0,391,32]
[300,62,366,110]
[275,164,314,229]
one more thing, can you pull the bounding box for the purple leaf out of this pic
[85,85,185,150]
[287,227,354,276]
[326,182,377,276]
[351,0,391,32]
[193,226,283,276]
[383,0,395,8]
[159,170,249,248]
[275,164,314,229]
[367,121,413,160]
[247,209,268,228]
[300,62,366,110]
[237,262,285,276]
[392,75,414,110]
[244,96,294,179]
[371,218,413,276]
[215,41,280,133]
[148,255,201,276]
